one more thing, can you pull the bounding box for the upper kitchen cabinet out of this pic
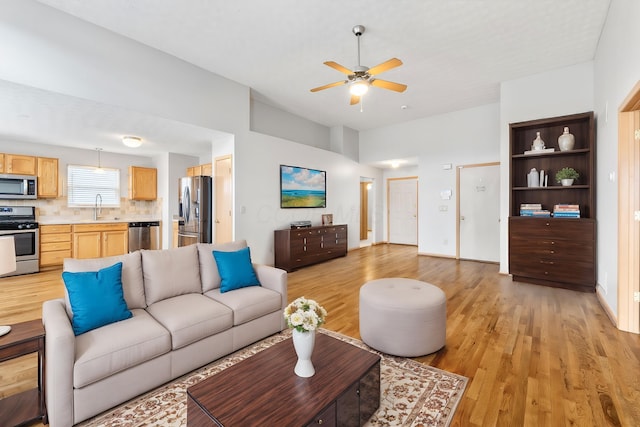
[0,154,4,173]
[37,157,59,198]
[129,166,157,200]
[186,163,212,177]
[4,154,37,175]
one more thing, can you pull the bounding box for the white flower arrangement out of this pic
[284,297,327,333]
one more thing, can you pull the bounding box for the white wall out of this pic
[593,0,640,315]
[361,103,500,257]
[234,130,383,264]
[250,99,330,150]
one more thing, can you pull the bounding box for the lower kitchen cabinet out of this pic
[72,223,128,259]
[40,224,72,267]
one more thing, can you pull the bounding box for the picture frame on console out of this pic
[322,214,333,225]
[280,164,326,208]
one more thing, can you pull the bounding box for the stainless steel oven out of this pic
[0,206,39,277]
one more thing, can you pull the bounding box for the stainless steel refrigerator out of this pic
[178,176,212,246]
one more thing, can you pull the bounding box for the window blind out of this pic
[67,165,120,207]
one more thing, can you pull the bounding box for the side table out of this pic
[0,319,47,426]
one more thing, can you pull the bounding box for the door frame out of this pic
[456,161,500,260]
[617,80,640,333]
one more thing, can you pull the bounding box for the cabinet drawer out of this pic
[510,238,594,262]
[40,224,71,234]
[510,218,594,240]
[41,233,72,244]
[510,258,594,285]
[41,241,71,252]
[40,250,71,266]
[306,402,336,427]
[73,223,128,233]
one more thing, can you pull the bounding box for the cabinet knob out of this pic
[318,419,323,425]
[545,222,550,226]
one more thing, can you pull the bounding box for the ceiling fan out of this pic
[310,25,407,106]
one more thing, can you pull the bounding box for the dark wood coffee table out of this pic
[187,333,380,427]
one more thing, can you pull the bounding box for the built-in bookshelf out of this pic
[509,111,596,292]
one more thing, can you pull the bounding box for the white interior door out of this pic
[388,178,418,245]
[459,164,500,262]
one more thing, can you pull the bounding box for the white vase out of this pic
[292,329,316,377]
[558,127,575,151]
[532,132,545,151]
[561,178,574,186]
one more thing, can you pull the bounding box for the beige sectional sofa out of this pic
[42,240,287,427]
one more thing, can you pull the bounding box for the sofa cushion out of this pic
[146,293,233,350]
[74,308,171,388]
[205,286,282,326]
[62,262,133,336]
[213,247,261,293]
[142,245,201,305]
[197,240,248,292]
[64,251,146,310]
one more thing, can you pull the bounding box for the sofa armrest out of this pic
[254,264,287,310]
[43,298,76,427]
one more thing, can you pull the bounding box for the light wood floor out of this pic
[1,244,639,426]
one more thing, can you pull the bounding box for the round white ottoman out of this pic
[359,278,446,357]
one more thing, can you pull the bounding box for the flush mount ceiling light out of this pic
[122,136,142,148]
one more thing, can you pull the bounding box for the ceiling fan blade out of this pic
[371,79,407,93]
[324,61,354,75]
[367,58,403,76]
[350,94,360,105]
[310,80,347,92]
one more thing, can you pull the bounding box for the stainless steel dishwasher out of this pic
[128,221,160,252]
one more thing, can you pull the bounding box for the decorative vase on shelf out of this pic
[561,178,574,186]
[292,329,316,377]
[531,132,545,151]
[558,127,575,151]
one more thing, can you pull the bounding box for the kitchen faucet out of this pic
[94,193,102,221]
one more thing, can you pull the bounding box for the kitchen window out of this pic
[67,165,120,207]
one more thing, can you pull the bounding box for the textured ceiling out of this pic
[2,0,611,157]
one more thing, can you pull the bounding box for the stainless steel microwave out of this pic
[0,174,37,199]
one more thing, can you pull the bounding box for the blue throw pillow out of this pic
[62,262,133,335]
[213,247,261,293]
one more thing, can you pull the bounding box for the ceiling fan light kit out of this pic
[310,25,407,106]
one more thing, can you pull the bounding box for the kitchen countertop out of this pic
[38,217,161,225]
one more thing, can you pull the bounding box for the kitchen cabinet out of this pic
[72,223,128,259]
[36,157,59,198]
[509,111,596,291]
[128,166,157,200]
[274,225,348,272]
[40,224,72,267]
[4,154,37,175]
[0,154,4,173]
[186,163,212,177]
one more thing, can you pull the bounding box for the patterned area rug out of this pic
[79,329,467,427]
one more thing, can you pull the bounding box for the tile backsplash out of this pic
[0,197,162,223]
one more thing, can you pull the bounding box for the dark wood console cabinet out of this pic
[274,224,348,272]
[509,112,596,292]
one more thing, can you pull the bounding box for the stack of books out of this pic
[553,204,580,218]
[519,203,550,217]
